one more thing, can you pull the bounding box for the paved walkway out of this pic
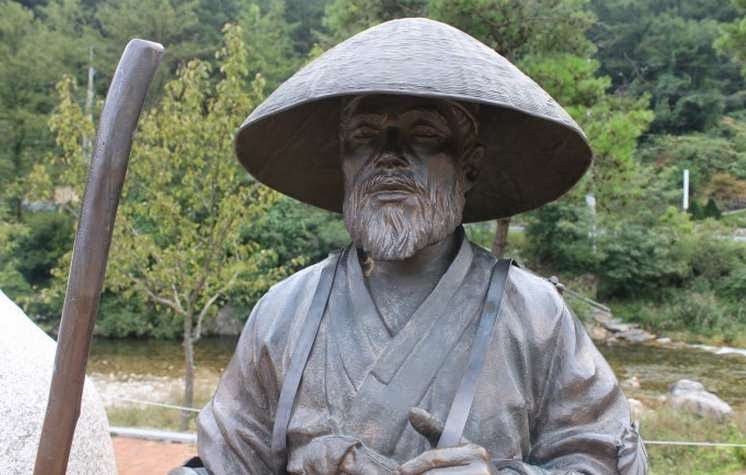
[113,437,196,474]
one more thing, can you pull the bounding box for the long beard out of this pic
[343,171,465,261]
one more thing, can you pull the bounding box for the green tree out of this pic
[717,0,746,75]
[12,211,74,287]
[285,0,328,54]
[34,24,294,428]
[525,200,601,273]
[591,0,743,133]
[24,75,95,209]
[0,0,90,220]
[244,196,350,267]
[518,55,653,209]
[319,0,654,257]
[426,0,653,247]
[106,24,295,429]
[95,0,210,98]
[636,115,746,209]
[321,0,425,45]
[239,0,301,90]
[0,215,32,302]
[703,197,722,218]
[429,0,596,60]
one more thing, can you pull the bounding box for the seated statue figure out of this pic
[191,18,648,475]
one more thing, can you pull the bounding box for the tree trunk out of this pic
[181,312,195,431]
[492,217,511,258]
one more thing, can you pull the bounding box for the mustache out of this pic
[355,169,424,197]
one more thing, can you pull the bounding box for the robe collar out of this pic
[327,227,474,392]
[354,227,473,384]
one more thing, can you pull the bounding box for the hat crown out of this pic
[236,18,592,222]
[245,18,582,137]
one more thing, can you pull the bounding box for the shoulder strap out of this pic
[437,258,513,448]
[271,251,343,475]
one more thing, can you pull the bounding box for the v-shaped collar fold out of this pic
[345,228,474,384]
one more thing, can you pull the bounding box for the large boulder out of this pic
[669,379,733,422]
[0,290,117,474]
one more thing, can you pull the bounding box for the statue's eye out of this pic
[411,125,444,140]
[351,126,380,140]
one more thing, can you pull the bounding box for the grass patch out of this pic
[106,383,214,432]
[642,408,746,474]
[108,404,195,431]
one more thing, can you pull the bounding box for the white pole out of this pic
[683,169,689,210]
[585,193,597,253]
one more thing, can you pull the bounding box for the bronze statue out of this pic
[192,18,647,475]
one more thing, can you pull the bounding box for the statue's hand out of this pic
[287,434,398,475]
[399,408,496,475]
[397,444,496,475]
[287,434,358,474]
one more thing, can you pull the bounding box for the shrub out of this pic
[525,200,602,274]
[14,211,74,286]
[616,289,745,344]
[597,207,694,298]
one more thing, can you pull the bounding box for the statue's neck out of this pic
[363,230,460,334]
[368,231,459,281]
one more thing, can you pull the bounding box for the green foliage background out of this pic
[1,0,746,348]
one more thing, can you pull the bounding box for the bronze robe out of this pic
[198,238,646,474]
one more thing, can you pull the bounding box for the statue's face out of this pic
[340,95,481,260]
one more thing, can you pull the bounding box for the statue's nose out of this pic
[374,127,407,169]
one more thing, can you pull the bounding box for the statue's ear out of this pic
[463,144,484,192]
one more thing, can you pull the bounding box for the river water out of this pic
[88,337,746,411]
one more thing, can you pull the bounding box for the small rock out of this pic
[622,375,641,389]
[617,328,656,344]
[669,379,732,421]
[672,379,704,392]
[589,325,611,341]
[592,309,614,323]
[602,320,634,333]
[656,337,671,344]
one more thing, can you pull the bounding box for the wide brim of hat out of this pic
[235,18,592,223]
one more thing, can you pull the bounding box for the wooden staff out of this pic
[33,39,163,475]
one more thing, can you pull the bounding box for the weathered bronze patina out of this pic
[34,39,163,475]
[195,18,647,475]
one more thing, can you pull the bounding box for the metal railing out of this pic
[109,397,746,448]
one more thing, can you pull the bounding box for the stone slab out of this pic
[0,290,117,474]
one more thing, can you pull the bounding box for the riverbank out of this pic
[88,336,746,413]
[608,296,746,349]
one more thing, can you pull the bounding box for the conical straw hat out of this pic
[235,18,592,222]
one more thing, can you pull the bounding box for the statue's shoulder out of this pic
[507,265,575,346]
[266,251,340,299]
[245,251,343,346]
[468,242,567,337]
[508,265,564,312]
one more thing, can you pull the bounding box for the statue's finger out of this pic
[397,444,486,475]
[408,407,444,447]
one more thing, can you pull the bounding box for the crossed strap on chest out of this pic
[270,251,514,474]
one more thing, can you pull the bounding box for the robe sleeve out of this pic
[197,297,278,475]
[494,303,648,475]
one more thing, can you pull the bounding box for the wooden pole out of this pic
[33,39,163,475]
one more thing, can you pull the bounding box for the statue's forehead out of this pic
[345,95,452,120]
